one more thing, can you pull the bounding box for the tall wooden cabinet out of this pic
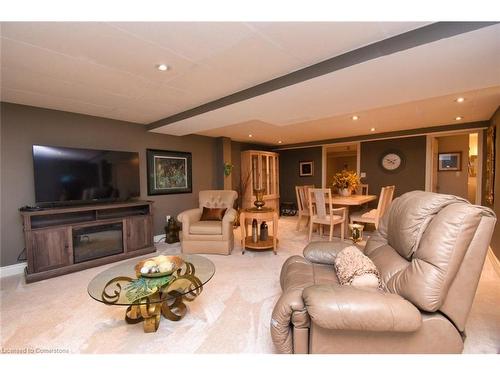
[241,150,280,210]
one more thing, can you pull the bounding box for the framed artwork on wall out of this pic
[299,161,314,177]
[438,152,462,171]
[486,125,496,205]
[146,149,192,195]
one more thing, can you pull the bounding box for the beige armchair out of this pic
[177,190,238,255]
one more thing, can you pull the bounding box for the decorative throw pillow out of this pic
[200,207,227,221]
[334,246,382,289]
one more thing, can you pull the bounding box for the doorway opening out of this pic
[323,143,360,188]
[427,131,482,204]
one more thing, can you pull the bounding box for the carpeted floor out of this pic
[1,216,499,353]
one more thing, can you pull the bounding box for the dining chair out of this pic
[308,188,346,241]
[349,185,395,229]
[356,184,369,195]
[295,185,314,230]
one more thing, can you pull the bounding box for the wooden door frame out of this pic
[322,142,361,188]
[425,129,484,204]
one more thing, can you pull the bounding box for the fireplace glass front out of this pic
[73,223,123,263]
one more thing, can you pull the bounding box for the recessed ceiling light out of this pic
[278,140,283,144]
[352,115,359,121]
[455,116,463,121]
[248,134,253,138]
[456,97,465,103]
[370,127,376,132]
[157,64,169,71]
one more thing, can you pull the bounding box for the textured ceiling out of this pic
[156,24,500,144]
[1,22,498,145]
[1,22,428,123]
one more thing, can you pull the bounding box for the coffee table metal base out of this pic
[124,288,201,333]
[102,262,203,333]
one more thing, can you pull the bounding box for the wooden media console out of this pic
[20,200,155,282]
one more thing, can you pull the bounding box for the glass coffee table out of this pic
[88,254,215,333]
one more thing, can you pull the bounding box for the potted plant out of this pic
[332,170,360,196]
[223,162,233,177]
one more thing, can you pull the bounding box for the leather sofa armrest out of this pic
[177,208,202,230]
[279,255,312,290]
[270,289,307,354]
[303,284,422,332]
[303,241,352,265]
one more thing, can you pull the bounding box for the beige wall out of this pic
[436,134,469,199]
[0,102,220,267]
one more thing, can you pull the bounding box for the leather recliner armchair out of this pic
[271,191,496,353]
[177,190,238,255]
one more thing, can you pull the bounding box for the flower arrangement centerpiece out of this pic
[332,170,360,197]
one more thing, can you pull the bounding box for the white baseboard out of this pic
[1,236,166,279]
[0,262,27,278]
[154,234,166,243]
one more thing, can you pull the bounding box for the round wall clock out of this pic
[380,151,405,172]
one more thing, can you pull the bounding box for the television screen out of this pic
[33,145,140,205]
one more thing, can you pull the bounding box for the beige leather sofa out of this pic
[271,191,496,353]
[177,190,238,255]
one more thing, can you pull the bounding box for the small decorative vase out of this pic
[339,188,351,197]
[252,219,259,243]
[260,221,268,241]
[164,218,180,244]
[253,188,265,210]
[349,223,364,243]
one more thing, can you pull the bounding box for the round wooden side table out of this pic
[239,208,278,255]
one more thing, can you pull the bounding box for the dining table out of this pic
[311,193,377,238]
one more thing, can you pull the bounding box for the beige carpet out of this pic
[1,216,499,353]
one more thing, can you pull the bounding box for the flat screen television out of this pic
[33,145,140,206]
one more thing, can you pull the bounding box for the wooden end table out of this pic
[240,208,278,255]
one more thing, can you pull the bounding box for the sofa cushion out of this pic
[361,209,377,219]
[200,207,227,221]
[386,191,467,259]
[368,244,409,285]
[386,203,490,311]
[189,221,223,235]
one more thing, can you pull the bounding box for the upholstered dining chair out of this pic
[308,188,346,241]
[177,190,238,255]
[350,185,395,229]
[295,185,314,230]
